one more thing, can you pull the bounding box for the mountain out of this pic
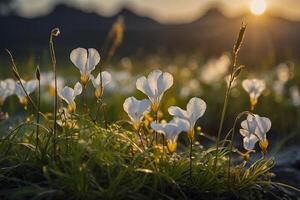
[1,4,300,67]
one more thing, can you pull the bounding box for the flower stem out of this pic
[36,67,41,150]
[189,139,193,180]
[49,28,59,159]
[213,23,246,171]
[227,111,251,186]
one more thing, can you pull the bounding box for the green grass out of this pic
[0,115,298,200]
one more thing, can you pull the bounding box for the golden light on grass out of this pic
[250,0,267,15]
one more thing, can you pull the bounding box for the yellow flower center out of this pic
[133,123,140,131]
[166,140,177,154]
[250,97,258,111]
[19,97,28,110]
[67,102,76,113]
[151,102,160,113]
[80,74,90,86]
[187,129,195,141]
[47,85,56,97]
[95,87,104,99]
[259,139,269,155]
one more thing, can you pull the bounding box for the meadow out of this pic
[0,22,300,200]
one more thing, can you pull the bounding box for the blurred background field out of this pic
[0,0,299,149]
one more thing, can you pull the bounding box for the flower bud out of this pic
[51,28,60,37]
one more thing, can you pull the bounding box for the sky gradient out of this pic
[11,0,300,23]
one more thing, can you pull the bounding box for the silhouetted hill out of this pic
[1,4,300,66]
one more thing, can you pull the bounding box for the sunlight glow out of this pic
[250,0,267,15]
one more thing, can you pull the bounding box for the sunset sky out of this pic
[11,0,300,23]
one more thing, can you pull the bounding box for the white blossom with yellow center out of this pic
[151,118,189,153]
[58,82,82,113]
[123,96,151,131]
[242,79,266,110]
[168,97,206,141]
[90,71,112,99]
[136,69,173,112]
[15,79,37,109]
[70,48,100,86]
[240,114,271,154]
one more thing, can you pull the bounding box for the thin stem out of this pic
[137,127,145,150]
[227,111,251,186]
[189,139,193,180]
[5,49,38,111]
[93,99,103,123]
[154,110,158,145]
[213,80,233,171]
[102,104,108,129]
[49,28,59,159]
[213,24,246,171]
[83,87,88,114]
[36,72,41,150]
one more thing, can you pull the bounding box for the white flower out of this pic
[240,114,271,154]
[0,79,15,106]
[90,71,112,99]
[40,72,64,97]
[272,80,284,97]
[136,69,173,112]
[168,97,206,140]
[15,79,38,108]
[58,82,82,113]
[242,79,266,110]
[200,54,230,85]
[123,97,151,130]
[107,70,136,95]
[276,63,290,84]
[290,86,300,107]
[70,48,100,86]
[151,118,189,153]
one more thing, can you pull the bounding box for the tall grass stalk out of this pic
[213,23,247,171]
[5,49,39,111]
[35,64,41,150]
[49,27,60,158]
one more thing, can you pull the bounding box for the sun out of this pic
[250,0,267,15]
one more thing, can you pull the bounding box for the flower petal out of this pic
[136,76,153,100]
[25,80,37,94]
[73,82,82,97]
[147,70,162,95]
[87,48,100,73]
[90,74,97,88]
[255,116,271,140]
[123,97,151,124]
[70,48,88,74]
[240,129,250,137]
[151,122,166,135]
[171,118,189,133]
[186,97,207,126]
[168,106,187,119]
[59,87,74,104]
[243,134,259,150]
[101,71,112,86]
[157,72,173,96]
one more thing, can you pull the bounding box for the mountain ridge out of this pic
[1,4,300,66]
